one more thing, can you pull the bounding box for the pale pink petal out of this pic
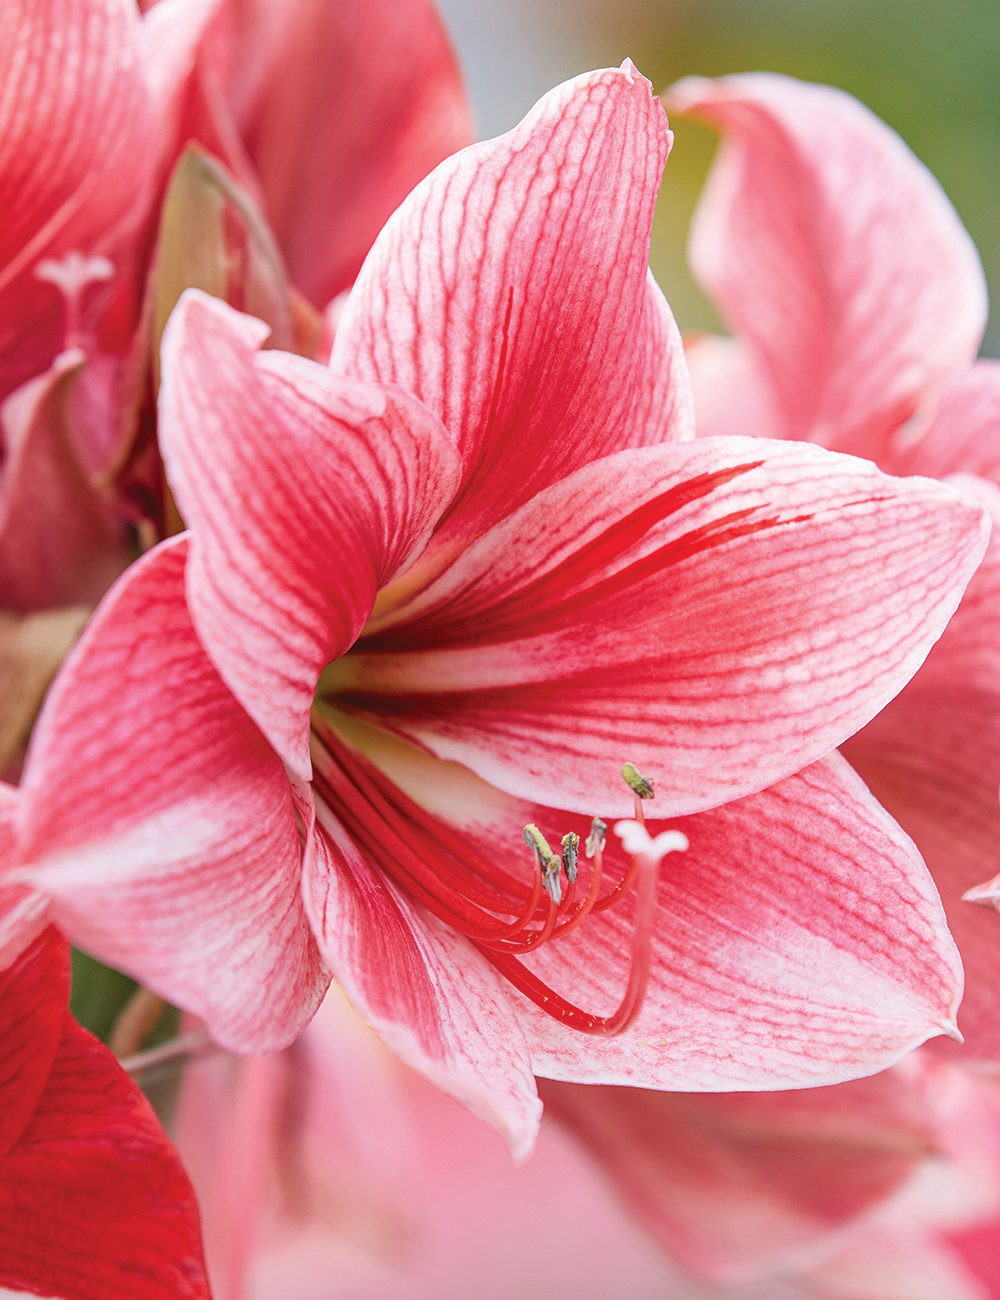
[138,0,223,170]
[685,332,784,441]
[842,476,1000,1068]
[15,536,329,1053]
[887,360,1000,486]
[0,350,128,612]
[159,290,461,778]
[176,990,682,1300]
[301,789,541,1157]
[540,1065,938,1283]
[341,437,989,817]
[808,1225,991,1300]
[323,721,963,1090]
[0,0,156,401]
[202,0,472,307]
[666,73,987,461]
[333,63,692,568]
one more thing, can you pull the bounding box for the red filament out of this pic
[310,718,661,1036]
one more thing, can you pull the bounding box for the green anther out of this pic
[522,823,556,868]
[585,817,607,859]
[561,832,580,882]
[621,762,655,799]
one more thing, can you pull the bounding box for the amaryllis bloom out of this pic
[0,908,209,1294]
[6,65,991,1155]
[665,72,1000,1073]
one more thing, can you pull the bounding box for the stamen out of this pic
[585,817,607,858]
[561,832,580,883]
[621,761,655,800]
[523,822,562,903]
[308,719,687,1037]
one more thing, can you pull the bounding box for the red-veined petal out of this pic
[159,290,460,778]
[15,536,329,1053]
[340,438,988,817]
[0,0,155,402]
[302,798,541,1157]
[333,63,691,570]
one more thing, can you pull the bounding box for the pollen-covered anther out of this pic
[585,816,607,859]
[561,832,580,883]
[621,761,655,799]
[522,822,561,903]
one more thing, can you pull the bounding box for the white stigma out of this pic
[35,250,114,348]
[613,820,688,864]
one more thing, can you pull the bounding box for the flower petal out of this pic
[843,503,1000,1068]
[0,350,128,612]
[539,1064,938,1282]
[1,1007,210,1299]
[685,332,784,442]
[887,360,1000,486]
[666,73,987,461]
[0,0,155,402]
[199,0,472,307]
[341,437,989,816]
[0,927,66,1157]
[333,62,691,566]
[15,535,329,1053]
[301,793,541,1157]
[159,290,460,778]
[322,721,963,1090]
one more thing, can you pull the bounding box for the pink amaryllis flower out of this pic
[6,65,991,1155]
[665,71,1000,1074]
[0,807,209,1300]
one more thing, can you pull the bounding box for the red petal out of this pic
[1,1010,209,1299]
[16,536,329,1053]
[333,63,691,569]
[159,290,460,778]
[0,927,66,1157]
[666,73,987,461]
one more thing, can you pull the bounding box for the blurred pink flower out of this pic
[5,65,992,1156]
[666,71,1000,1073]
[174,988,1000,1300]
[0,0,470,616]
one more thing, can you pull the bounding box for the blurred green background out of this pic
[438,0,1000,355]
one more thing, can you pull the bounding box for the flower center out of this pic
[309,714,687,1037]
